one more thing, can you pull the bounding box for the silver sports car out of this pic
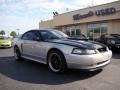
[14,29,112,73]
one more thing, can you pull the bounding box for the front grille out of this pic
[116,40,120,44]
[97,47,107,53]
[1,45,9,46]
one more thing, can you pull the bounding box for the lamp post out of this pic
[17,29,20,36]
[7,31,9,37]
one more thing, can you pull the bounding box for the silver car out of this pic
[14,29,112,73]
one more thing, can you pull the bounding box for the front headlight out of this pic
[107,39,115,44]
[110,40,115,44]
[72,48,96,55]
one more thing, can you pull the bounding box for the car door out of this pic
[21,31,40,58]
[22,30,46,63]
[21,31,33,56]
[29,31,46,62]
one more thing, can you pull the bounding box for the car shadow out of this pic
[0,56,102,85]
[0,47,12,49]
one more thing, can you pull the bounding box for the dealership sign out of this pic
[73,7,116,20]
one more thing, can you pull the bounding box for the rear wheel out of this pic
[48,50,67,73]
[14,46,22,61]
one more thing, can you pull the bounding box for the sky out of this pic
[0,0,119,35]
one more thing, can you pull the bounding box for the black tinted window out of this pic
[22,31,40,41]
[40,31,55,40]
[39,30,68,40]
[111,34,120,38]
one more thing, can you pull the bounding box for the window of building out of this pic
[87,23,107,40]
[65,25,81,37]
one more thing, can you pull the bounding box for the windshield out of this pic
[111,34,120,38]
[0,37,8,40]
[40,30,68,40]
[50,30,68,38]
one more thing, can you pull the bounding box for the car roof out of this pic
[29,29,58,32]
[110,34,120,36]
[103,34,120,38]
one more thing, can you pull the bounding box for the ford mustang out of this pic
[13,29,112,73]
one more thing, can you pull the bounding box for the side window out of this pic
[22,32,29,40]
[32,31,41,41]
[40,31,51,40]
[22,31,40,41]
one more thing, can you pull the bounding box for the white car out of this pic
[13,29,112,73]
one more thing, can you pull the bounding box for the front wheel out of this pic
[48,50,67,73]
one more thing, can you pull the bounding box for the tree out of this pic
[10,31,17,38]
[0,30,5,36]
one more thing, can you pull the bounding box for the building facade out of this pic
[39,1,120,40]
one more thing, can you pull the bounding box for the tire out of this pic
[47,50,67,73]
[14,46,22,61]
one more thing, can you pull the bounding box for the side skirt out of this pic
[21,55,47,64]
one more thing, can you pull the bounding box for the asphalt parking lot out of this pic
[0,48,120,90]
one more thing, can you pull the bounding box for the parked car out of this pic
[0,36,12,48]
[13,29,112,73]
[98,34,120,49]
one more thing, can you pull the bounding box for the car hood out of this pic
[48,39,106,49]
[0,39,11,43]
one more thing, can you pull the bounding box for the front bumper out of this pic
[0,44,12,48]
[65,50,112,71]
